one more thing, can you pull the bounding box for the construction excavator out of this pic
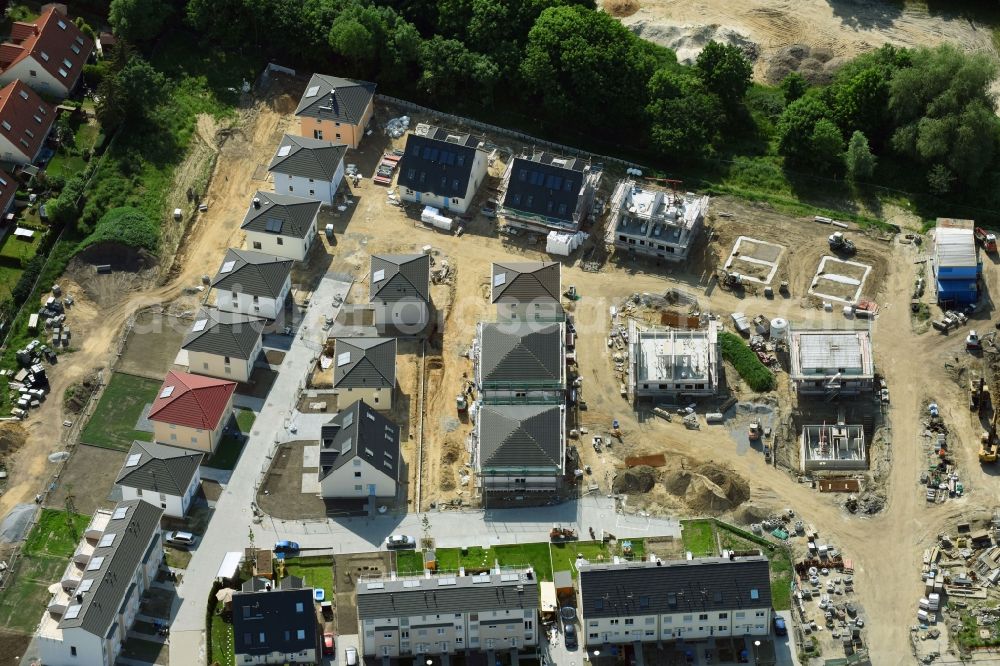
[980,408,999,464]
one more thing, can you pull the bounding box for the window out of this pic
[609,619,619,626]
[224,356,231,364]
[253,241,262,249]
[354,485,362,491]
[624,618,634,625]
[297,629,305,640]
[755,611,766,617]
[719,613,728,619]
[354,471,361,478]
[314,130,323,140]
[589,633,598,639]
[170,434,177,441]
[191,436,198,444]
[276,237,283,245]
[437,628,445,635]
[258,632,265,643]
[288,185,293,192]
[335,133,341,140]
[29,70,36,77]
[296,602,304,612]
[71,647,77,657]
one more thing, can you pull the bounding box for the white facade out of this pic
[274,162,345,206]
[400,150,488,215]
[120,469,200,519]
[0,120,41,164]
[320,456,395,499]
[246,223,316,262]
[0,56,68,98]
[583,607,771,647]
[215,276,291,320]
[188,340,262,383]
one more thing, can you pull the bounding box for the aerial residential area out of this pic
[3,1,1000,666]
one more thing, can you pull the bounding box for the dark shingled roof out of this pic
[319,399,399,482]
[211,248,292,299]
[396,126,482,199]
[333,337,396,389]
[478,404,563,470]
[181,308,264,360]
[232,586,318,658]
[502,153,585,224]
[294,73,376,125]
[579,557,773,619]
[59,500,164,636]
[357,570,539,619]
[479,322,562,385]
[241,191,321,240]
[491,262,561,304]
[115,440,202,496]
[370,254,430,303]
[268,134,347,181]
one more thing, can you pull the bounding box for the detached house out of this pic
[475,322,565,404]
[319,399,400,501]
[115,440,202,518]
[475,403,566,500]
[233,580,319,665]
[491,261,563,322]
[241,191,322,262]
[181,308,264,383]
[211,248,292,320]
[499,153,601,234]
[0,80,54,164]
[148,370,236,453]
[36,500,164,666]
[605,179,710,263]
[397,124,488,214]
[370,253,431,335]
[0,5,94,98]
[268,133,347,206]
[333,337,396,410]
[294,73,376,150]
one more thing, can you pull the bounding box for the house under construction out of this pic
[788,328,875,397]
[628,319,720,401]
[605,179,710,263]
[800,423,867,472]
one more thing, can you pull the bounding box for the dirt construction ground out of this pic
[613,0,999,83]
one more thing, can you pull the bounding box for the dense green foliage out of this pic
[79,207,159,253]
[719,332,775,392]
[108,0,172,42]
[846,131,876,182]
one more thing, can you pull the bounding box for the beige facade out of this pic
[337,385,392,411]
[299,98,372,150]
[583,607,771,647]
[188,346,260,383]
[151,393,232,454]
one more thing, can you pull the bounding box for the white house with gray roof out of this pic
[356,568,539,660]
[115,440,202,518]
[475,403,565,499]
[475,321,565,403]
[319,399,399,500]
[241,191,322,261]
[491,261,563,322]
[268,133,347,206]
[211,248,292,320]
[370,253,431,335]
[333,337,396,410]
[577,556,772,651]
[396,124,488,214]
[36,500,164,666]
[181,308,264,383]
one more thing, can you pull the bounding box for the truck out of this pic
[975,227,997,253]
[828,232,856,255]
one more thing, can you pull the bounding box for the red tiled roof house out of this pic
[0,5,94,99]
[148,370,237,454]
[0,169,17,217]
[0,80,54,164]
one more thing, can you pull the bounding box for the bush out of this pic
[79,206,159,253]
[719,331,775,392]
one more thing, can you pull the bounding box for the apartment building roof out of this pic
[357,569,539,618]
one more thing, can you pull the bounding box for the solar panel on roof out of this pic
[366,582,384,590]
[277,145,291,157]
[64,605,82,620]
[220,260,236,274]
[438,577,456,586]
[125,453,142,467]
[192,319,208,332]
[265,218,283,233]
[306,85,320,98]
[500,573,519,582]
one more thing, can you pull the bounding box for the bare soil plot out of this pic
[117,308,190,380]
[333,552,391,636]
[45,445,125,515]
[257,441,326,520]
[810,256,872,303]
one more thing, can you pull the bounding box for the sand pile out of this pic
[0,423,27,455]
[663,462,751,513]
[614,466,657,493]
[603,0,639,17]
[273,94,298,114]
[624,20,758,65]
[732,503,772,525]
[765,43,843,84]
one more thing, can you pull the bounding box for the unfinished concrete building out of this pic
[800,423,867,473]
[789,329,874,397]
[628,320,720,400]
[605,179,709,262]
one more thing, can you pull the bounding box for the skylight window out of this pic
[112,506,128,520]
[71,44,80,55]
[17,90,27,100]
[364,447,374,457]
[62,59,72,69]
[493,273,506,287]
[220,260,236,274]
[342,411,354,428]
[372,269,384,282]
[58,68,68,78]
[24,129,33,138]
[277,145,291,157]
[64,605,82,620]
[98,533,115,548]
[57,19,67,29]
[306,85,320,98]
[86,556,105,571]
[337,352,350,367]
[37,105,46,115]
[1,121,11,131]
[366,411,375,421]
[32,115,41,124]
[750,588,760,600]
[40,51,49,61]
[265,218,283,233]
[75,36,84,45]
[125,453,142,467]
[191,319,209,333]
[0,177,8,186]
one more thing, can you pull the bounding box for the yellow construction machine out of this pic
[980,409,999,464]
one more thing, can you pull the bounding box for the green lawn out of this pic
[395,550,424,575]
[495,543,554,581]
[203,408,256,470]
[0,229,42,265]
[711,520,794,611]
[281,555,334,599]
[46,153,87,180]
[0,264,23,300]
[24,508,90,557]
[211,613,235,666]
[550,540,645,579]
[164,545,192,569]
[681,519,718,557]
[80,372,160,451]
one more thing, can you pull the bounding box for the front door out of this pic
[368,484,376,496]
[415,192,421,203]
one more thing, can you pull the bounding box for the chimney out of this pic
[76,593,82,602]
[252,197,261,209]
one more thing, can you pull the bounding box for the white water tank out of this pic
[770,318,788,341]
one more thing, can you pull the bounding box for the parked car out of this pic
[564,622,578,650]
[774,615,787,636]
[165,531,196,548]
[345,646,358,665]
[385,534,416,550]
[273,540,300,554]
[323,633,335,656]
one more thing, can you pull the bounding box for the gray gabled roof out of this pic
[241,191,322,240]
[59,500,164,636]
[502,153,585,223]
[491,262,561,303]
[182,308,264,361]
[478,404,563,470]
[115,440,202,496]
[319,399,399,482]
[211,248,292,299]
[232,586,318,657]
[396,126,483,198]
[357,570,539,619]
[268,134,347,181]
[479,322,562,385]
[579,556,773,618]
[294,73,376,124]
[333,337,396,389]
[370,254,430,303]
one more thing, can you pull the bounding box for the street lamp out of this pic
[752,640,761,665]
